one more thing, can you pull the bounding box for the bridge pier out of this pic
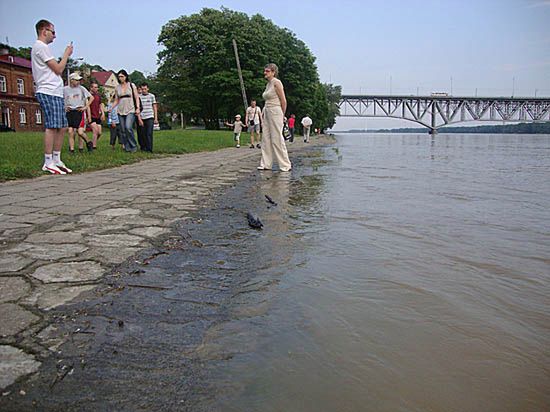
[429,128,438,135]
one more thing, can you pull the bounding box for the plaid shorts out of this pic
[36,93,68,129]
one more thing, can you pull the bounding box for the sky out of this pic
[1,0,549,130]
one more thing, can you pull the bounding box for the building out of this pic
[91,71,118,100]
[0,50,43,132]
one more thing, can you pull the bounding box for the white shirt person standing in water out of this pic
[257,63,292,172]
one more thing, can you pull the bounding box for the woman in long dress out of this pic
[257,63,292,172]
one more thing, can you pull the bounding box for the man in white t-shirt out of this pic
[301,115,313,143]
[31,19,73,174]
[245,99,262,149]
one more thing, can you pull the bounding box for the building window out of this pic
[19,107,26,124]
[35,109,42,124]
[17,78,24,94]
[0,75,6,92]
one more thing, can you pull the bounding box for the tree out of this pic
[157,7,338,129]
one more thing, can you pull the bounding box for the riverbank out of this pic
[0,135,335,409]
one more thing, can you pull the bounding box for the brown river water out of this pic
[205,133,550,411]
[2,133,548,412]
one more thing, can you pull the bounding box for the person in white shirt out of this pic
[301,115,313,143]
[31,19,73,174]
[245,99,262,149]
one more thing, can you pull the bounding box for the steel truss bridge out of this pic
[338,95,550,134]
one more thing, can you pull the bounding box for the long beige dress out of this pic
[258,78,292,171]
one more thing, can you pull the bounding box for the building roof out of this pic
[0,55,32,69]
[91,71,115,86]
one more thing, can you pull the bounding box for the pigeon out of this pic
[265,194,277,206]
[247,212,263,229]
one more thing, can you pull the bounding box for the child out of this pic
[225,114,246,148]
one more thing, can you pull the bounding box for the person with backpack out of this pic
[113,69,140,152]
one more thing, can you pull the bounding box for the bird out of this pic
[247,212,263,229]
[265,194,277,206]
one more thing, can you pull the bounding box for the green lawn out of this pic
[0,129,251,181]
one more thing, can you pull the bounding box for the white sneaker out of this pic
[55,161,72,173]
[42,163,66,175]
[236,144,240,148]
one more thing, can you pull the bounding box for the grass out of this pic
[0,129,253,181]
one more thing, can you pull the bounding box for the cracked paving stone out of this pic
[11,243,88,261]
[85,247,141,265]
[30,261,104,283]
[0,346,41,389]
[0,254,34,274]
[0,303,40,337]
[0,277,30,303]
[23,284,96,311]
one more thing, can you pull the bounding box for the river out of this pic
[205,133,550,411]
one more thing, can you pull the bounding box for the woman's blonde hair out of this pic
[264,63,279,77]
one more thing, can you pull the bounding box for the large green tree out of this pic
[157,7,338,129]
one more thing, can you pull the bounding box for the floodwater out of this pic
[205,134,550,411]
[2,133,548,412]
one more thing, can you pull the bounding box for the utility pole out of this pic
[232,39,248,113]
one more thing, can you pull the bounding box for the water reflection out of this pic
[209,134,550,411]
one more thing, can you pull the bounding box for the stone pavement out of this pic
[0,137,332,391]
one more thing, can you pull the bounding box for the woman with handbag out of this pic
[113,69,140,152]
[257,63,292,172]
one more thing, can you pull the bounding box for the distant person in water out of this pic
[257,63,292,172]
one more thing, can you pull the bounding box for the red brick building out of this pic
[0,52,44,132]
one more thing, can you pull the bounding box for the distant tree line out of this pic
[361,122,550,134]
[155,7,341,130]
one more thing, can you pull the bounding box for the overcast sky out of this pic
[1,0,549,129]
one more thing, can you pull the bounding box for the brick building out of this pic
[0,51,44,132]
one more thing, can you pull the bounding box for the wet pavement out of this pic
[0,136,334,410]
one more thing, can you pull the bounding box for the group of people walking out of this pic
[32,18,313,176]
[31,19,159,174]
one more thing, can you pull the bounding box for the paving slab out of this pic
[0,346,41,389]
[0,304,39,337]
[129,226,171,238]
[12,243,88,261]
[0,278,31,303]
[30,261,104,283]
[23,284,96,310]
[0,255,34,274]
[24,231,83,244]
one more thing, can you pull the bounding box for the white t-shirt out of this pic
[63,85,91,109]
[301,116,312,127]
[246,106,262,124]
[31,40,63,97]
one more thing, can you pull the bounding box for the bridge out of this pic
[338,95,550,134]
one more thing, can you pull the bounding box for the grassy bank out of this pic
[0,129,252,181]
